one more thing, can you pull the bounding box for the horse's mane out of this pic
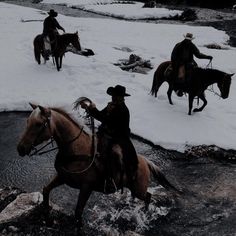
[51,107,82,129]
[193,67,226,80]
[195,67,225,75]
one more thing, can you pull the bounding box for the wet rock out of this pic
[179,8,197,21]
[0,187,23,212]
[8,225,19,232]
[0,192,43,224]
[185,144,236,163]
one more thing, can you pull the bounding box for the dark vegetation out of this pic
[136,0,235,9]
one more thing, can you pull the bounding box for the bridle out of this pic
[207,73,229,98]
[28,108,97,175]
[29,114,84,157]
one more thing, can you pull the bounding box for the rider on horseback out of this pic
[81,85,138,193]
[171,33,213,96]
[42,9,65,60]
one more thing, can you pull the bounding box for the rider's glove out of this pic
[208,56,213,61]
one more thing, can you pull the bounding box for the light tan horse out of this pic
[17,103,178,229]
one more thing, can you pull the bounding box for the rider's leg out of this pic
[98,134,117,193]
[176,65,185,96]
[43,36,51,60]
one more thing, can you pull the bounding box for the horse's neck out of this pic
[195,68,220,86]
[51,110,91,155]
[58,34,71,48]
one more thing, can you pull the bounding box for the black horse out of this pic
[151,61,233,115]
[33,31,81,71]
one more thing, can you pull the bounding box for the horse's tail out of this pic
[150,68,159,96]
[150,61,171,97]
[147,159,181,193]
[33,35,42,64]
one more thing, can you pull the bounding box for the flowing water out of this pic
[0,112,235,235]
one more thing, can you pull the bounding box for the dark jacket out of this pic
[88,102,130,139]
[171,39,211,69]
[89,101,138,175]
[43,16,64,36]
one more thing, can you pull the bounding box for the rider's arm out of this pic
[87,106,107,123]
[54,18,65,32]
[192,43,212,60]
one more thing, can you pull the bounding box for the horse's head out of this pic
[17,103,52,157]
[70,31,81,51]
[217,73,233,99]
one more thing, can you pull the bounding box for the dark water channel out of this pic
[0,112,235,235]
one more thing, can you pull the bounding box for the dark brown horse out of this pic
[151,61,233,115]
[17,103,178,230]
[33,32,81,71]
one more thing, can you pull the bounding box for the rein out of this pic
[204,61,226,98]
[60,116,97,175]
[207,86,221,98]
[207,73,228,98]
[205,60,212,69]
[29,107,97,175]
[29,115,84,156]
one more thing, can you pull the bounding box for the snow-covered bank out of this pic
[42,0,182,20]
[0,2,236,152]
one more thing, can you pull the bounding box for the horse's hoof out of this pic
[193,108,199,112]
[76,218,83,230]
[76,227,84,236]
[145,192,152,210]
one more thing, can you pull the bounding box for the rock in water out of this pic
[0,192,43,224]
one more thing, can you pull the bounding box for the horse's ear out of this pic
[230,73,235,77]
[75,31,78,35]
[38,105,51,118]
[29,102,38,110]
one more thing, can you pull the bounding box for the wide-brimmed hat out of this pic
[107,85,130,97]
[48,9,58,17]
[183,33,195,40]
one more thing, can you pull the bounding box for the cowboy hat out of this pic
[183,33,195,40]
[48,9,58,17]
[107,85,130,97]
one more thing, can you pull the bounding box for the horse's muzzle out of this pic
[17,144,30,157]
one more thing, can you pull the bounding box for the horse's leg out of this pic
[43,174,63,210]
[188,94,194,115]
[34,46,41,65]
[193,93,207,113]
[131,157,152,210]
[75,185,92,229]
[55,56,60,71]
[167,82,174,105]
[59,55,63,69]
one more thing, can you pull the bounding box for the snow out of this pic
[42,0,182,19]
[0,2,236,152]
